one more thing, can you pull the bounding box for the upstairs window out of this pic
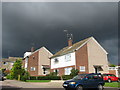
[65,54,71,62]
[54,58,59,63]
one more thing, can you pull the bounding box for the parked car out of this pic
[63,73,105,90]
[103,74,120,83]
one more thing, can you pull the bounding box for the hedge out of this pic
[30,76,37,80]
[29,76,61,80]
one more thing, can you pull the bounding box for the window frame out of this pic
[65,54,71,62]
[80,66,85,72]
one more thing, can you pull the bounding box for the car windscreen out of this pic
[73,74,87,80]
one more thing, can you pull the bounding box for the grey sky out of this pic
[2,2,118,65]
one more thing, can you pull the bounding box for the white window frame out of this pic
[65,54,71,62]
[65,67,72,75]
[30,67,36,71]
[80,66,85,72]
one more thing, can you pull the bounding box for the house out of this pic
[0,57,22,70]
[23,47,53,76]
[109,66,120,77]
[50,37,109,76]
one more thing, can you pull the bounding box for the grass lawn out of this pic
[26,80,51,82]
[104,82,120,88]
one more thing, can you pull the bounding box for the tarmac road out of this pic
[0,80,119,90]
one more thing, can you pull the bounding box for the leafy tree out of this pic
[109,64,116,67]
[9,59,29,81]
[70,68,79,77]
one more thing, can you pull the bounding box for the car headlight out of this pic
[69,82,76,84]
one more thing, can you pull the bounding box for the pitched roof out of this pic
[1,57,23,62]
[50,37,92,59]
[23,46,53,59]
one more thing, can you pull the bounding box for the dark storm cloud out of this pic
[2,2,118,64]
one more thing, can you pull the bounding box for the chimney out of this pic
[31,47,34,52]
[68,38,73,46]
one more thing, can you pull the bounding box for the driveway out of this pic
[1,80,119,90]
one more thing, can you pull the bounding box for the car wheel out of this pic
[98,84,103,90]
[76,85,83,90]
[108,79,112,83]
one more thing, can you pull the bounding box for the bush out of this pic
[6,74,11,79]
[70,68,79,77]
[21,76,27,81]
[62,75,73,80]
[6,74,14,80]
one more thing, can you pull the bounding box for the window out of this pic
[87,75,94,80]
[65,54,71,62]
[65,67,72,75]
[54,58,59,63]
[80,66,85,72]
[30,67,35,71]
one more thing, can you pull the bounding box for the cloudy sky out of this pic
[2,2,118,65]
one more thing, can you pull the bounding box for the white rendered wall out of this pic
[51,52,76,69]
[24,52,31,58]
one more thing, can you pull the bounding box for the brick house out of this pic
[1,57,22,70]
[23,47,53,76]
[50,37,109,76]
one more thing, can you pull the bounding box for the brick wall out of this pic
[28,51,39,76]
[75,44,89,74]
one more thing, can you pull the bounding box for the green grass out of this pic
[26,80,51,82]
[104,82,120,88]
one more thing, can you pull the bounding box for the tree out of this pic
[9,59,29,81]
[109,64,116,67]
[70,68,79,77]
[10,59,23,80]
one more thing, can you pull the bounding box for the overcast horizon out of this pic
[2,2,118,65]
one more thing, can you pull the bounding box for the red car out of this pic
[103,74,120,83]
